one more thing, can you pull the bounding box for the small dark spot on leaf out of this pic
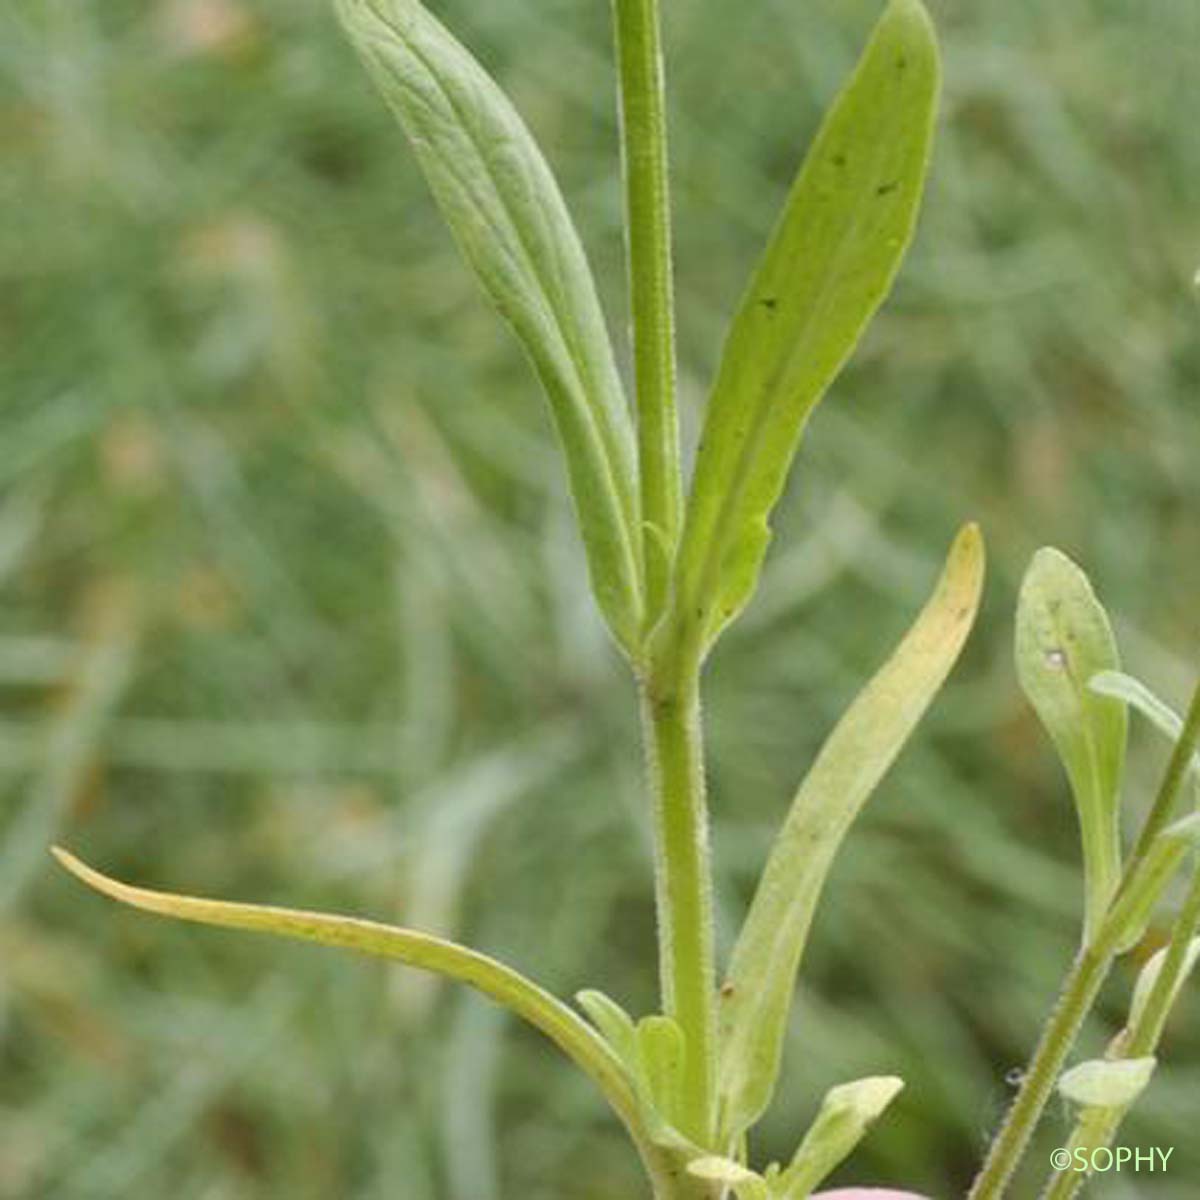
[832,152,847,168]
[897,55,908,71]
[876,180,900,197]
[758,296,779,312]
[720,982,736,999]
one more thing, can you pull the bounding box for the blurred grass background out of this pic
[3,0,1200,1196]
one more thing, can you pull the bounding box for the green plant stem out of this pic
[1040,866,1200,1200]
[612,0,681,623]
[968,942,1113,1200]
[641,651,716,1148]
[973,674,1200,1199]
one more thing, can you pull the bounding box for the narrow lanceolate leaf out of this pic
[335,0,643,652]
[1015,549,1127,946]
[673,0,939,650]
[716,524,984,1141]
[52,849,639,1133]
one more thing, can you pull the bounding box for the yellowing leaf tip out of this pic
[53,846,140,907]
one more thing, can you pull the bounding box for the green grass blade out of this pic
[672,0,940,650]
[1015,549,1127,946]
[715,523,984,1141]
[335,0,644,653]
[51,847,640,1131]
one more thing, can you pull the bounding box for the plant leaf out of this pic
[716,523,984,1141]
[779,1076,905,1199]
[672,0,939,649]
[335,0,643,652]
[1015,548,1127,946]
[577,988,640,1069]
[52,848,641,1132]
[576,994,696,1151]
[1058,1058,1156,1108]
[1090,670,1200,782]
[636,1014,688,1134]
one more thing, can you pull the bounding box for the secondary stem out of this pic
[612,0,681,622]
[973,675,1200,1199]
[641,655,716,1148]
[967,943,1112,1200]
[1040,869,1200,1200]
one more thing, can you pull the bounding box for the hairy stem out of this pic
[612,0,681,624]
[1040,866,1200,1200]
[641,652,716,1148]
[968,943,1112,1200]
[974,673,1200,1199]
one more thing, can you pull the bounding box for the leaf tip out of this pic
[828,1073,906,1119]
[942,522,986,619]
[52,847,152,915]
[52,846,122,900]
[953,520,985,569]
[883,0,940,66]
[51,844,88,882]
